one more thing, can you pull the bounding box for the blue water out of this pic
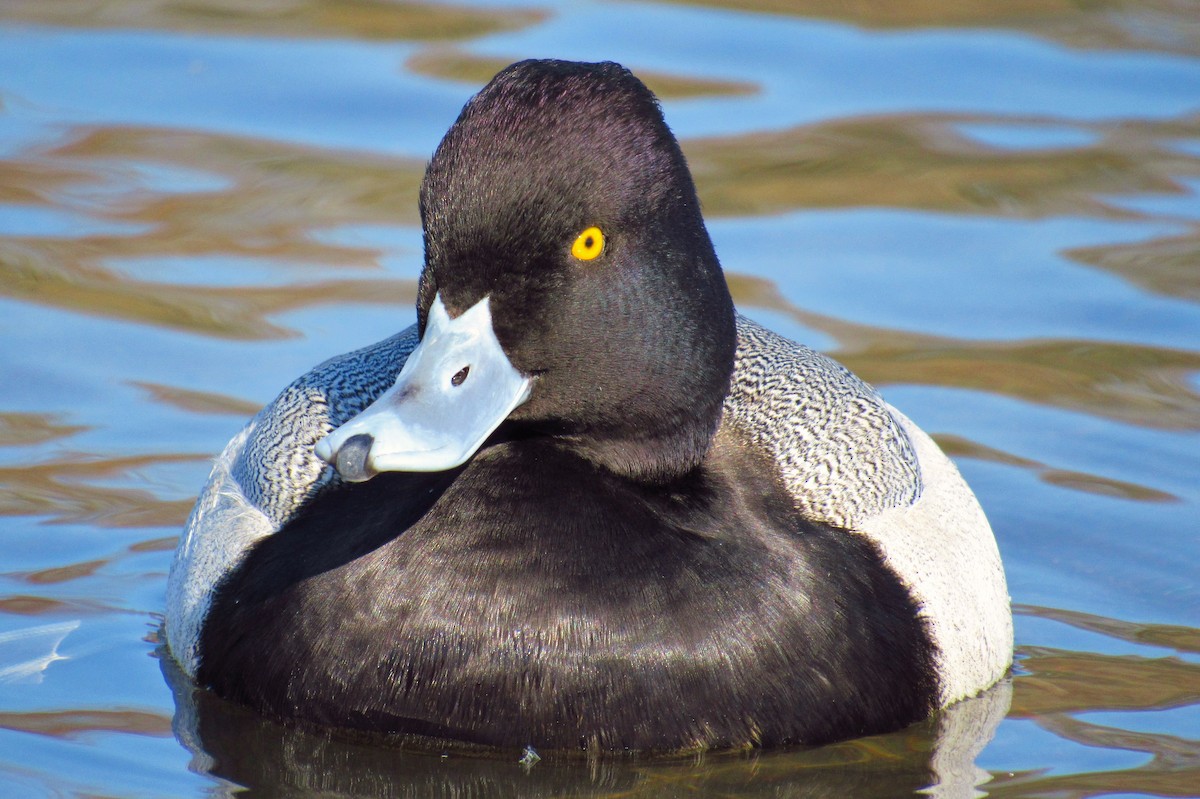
[1,1,1197,796]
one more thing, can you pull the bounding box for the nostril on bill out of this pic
[334,433,377,483]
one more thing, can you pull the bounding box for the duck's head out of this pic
[317,60,735,485]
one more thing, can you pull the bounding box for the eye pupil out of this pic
[451,366,469,387]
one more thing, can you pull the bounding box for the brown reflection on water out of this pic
[0,412,88,448]
[406,48,760,99]
[1070,231,1200,304]
[684,113,1200,221]
[839,336,1200,432]
[0,0,545,42]
[1019,604,1200,654]
[14,560,107,586]
[991,606,1200,798]
[658,0,1200,56]
[999,664,1200,798]
[46,124,424,231]
[0,709,173,739]
[988,716,1200,798]
[935,435,1179,503]
[1014,647,1199,716]
[0,401,198,606]
[2,240,415,339]
[728,273,1200,432]
[131,381,271,417]
[4,0,1195,58]
[0,596,105,617]
[0,452,200,528]
[0,126,421,339]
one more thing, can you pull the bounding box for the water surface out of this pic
[0,1,1197,796]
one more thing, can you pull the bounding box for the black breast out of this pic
[199,431,937,754]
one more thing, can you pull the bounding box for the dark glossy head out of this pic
[415,60,735,483]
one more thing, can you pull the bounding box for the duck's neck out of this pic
[562,406,726,485]
[500,369,730,485]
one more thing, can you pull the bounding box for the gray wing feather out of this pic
[233,325,420,527]
[723,315,921,528]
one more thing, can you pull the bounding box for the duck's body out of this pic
[166,60,1010,754]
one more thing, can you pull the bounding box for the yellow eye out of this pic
[571,226,605,261]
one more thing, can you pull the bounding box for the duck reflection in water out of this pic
[160,650,1012,798]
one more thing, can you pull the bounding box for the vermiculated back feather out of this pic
[233,327,420,527]
[724,316,921,528]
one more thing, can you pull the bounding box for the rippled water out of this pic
[1,1,1198,797]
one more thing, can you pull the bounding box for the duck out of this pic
[166,59,1011,755]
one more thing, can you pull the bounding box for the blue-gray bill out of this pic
[315,295,531,480]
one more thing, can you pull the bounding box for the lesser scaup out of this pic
[166,59,1011,754]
